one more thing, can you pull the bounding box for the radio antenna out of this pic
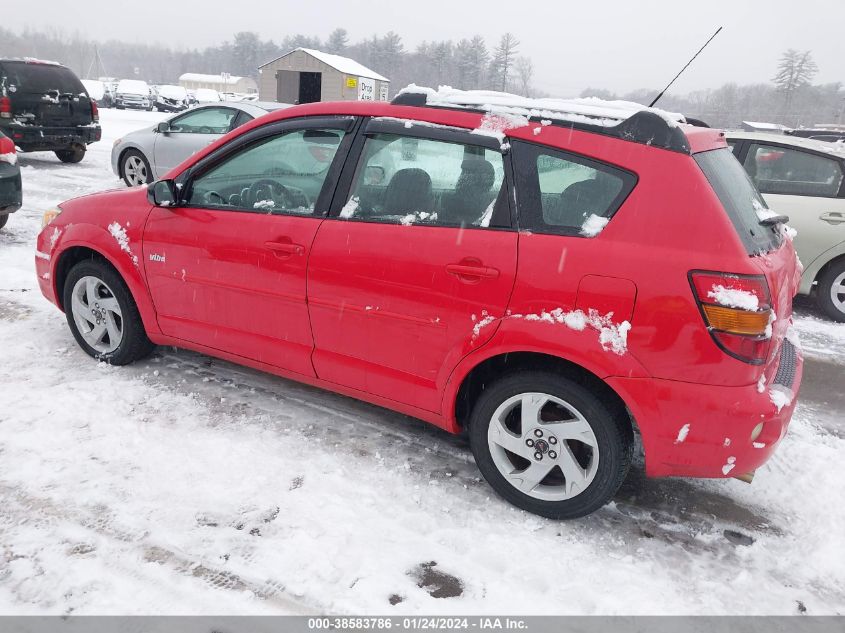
[649,26,723,108]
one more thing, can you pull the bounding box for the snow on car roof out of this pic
[727,131,845,156]
[259,48,389,83]
[395,85,685,128]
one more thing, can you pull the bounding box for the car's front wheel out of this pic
[817,259,845,323]
[120,150,153,187]
[55,144,86,163]
[469,371,632,519]
[63,259,155,365]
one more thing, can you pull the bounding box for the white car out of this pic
[728,132,845,321]
[115,79,152,110]
[194,88,222,103]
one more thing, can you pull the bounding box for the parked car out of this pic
[0,58,101,163]
[787,128,845,143]
[80,79,113,108]
[37,90,803,519]
[153,85,189,113]
[114,79,152,110]
[194,88,221,104]
[727,132,845,321]
[111,101,290,186]
[0,130,21,229]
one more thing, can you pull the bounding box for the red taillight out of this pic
[0,96,11,119]
[90,99,99,123]
[0,134,14,156]
[690,271,773,365]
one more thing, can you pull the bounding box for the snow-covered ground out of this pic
[0,109,844,615]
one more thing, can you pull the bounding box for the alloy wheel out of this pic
[487,392,599,502]
[70,276,124,354]
[124,155,148,186]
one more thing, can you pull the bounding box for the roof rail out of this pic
[390,87,692,153]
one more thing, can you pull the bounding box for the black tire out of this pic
[55,144,86,164]
[468,371,632,519]
[120,149,153,187]
[817,259,845,323]
[0,214,8,230]
[63,259,155,365]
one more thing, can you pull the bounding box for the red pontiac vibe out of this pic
[35,89,803,518]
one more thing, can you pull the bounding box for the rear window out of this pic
[0,62,85,96]
[695,148,783,255]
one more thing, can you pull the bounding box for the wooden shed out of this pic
[258,48,390,104]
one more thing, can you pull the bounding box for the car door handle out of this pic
[446,263,500,279]
[820,212,845,225]
[264,240,304,255]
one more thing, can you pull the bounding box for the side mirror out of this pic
[147,180,177,207]
[156,121,171,134]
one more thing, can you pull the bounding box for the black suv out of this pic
[0,129,21,229]
[0,58,101,163]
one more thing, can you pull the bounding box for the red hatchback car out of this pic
[35,89,803,518]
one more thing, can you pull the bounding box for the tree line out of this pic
[1,26,841,129]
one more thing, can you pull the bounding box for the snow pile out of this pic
[107,221,138,266]
[580,214,609,237]
[470,311,497,340]
[769,386,794,413]
[399,211,437,226]
[674,423,690,445]
[253,199,275,211]
[521,308,631,355]
[339,196,359,219]
[707,284,760,311]
[0,152,17,165]
[470,112,530,142]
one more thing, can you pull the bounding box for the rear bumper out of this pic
[1,123,101,151]
[608,341,803,479]
[0,162,22,214]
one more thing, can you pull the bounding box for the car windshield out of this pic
[1,61,85,95]
[695,148,783,255]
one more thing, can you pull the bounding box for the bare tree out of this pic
[514,56,533,97]
[773,49,818,112]
[490,33,519,92]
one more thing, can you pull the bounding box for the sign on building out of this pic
[358,77,375,101]
[379,84,389,102]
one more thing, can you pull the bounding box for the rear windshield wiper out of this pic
[759,214,789,226]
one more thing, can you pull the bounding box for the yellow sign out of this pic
[346,76,358,89]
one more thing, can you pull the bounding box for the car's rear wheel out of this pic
[817,260,845,323]
[63,259,155,365]
[0,214,8,230]
[55,144,86,164]
[468,371,632,519]
[121,150,153,187]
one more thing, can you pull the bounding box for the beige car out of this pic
[727,132,845,321]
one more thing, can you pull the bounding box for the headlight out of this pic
[42,207,62,229]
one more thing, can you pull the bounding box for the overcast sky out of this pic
[5,0,843,95]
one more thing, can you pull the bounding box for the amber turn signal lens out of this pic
[41,208,61,229]
[702,305,771,336]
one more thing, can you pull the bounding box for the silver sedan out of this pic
[111,102,289,187]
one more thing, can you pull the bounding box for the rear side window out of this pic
[695,148,783,255]
[744,143,844,197]
[0,62,84,96]
[511,141,636,235]
[340,133,506,228]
